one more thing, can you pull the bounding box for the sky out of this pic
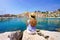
[0,0,60,15]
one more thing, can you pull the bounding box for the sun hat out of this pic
[29,12,36,19]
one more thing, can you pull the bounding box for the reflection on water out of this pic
[0,17,60,32]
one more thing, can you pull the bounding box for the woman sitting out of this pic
[27,13,37,34]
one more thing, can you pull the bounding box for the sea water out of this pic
[0,17,60,33]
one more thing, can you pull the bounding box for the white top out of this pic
[27,19,36,33]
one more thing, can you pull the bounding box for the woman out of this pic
[27,13,37,34]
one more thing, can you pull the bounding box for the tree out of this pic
[38,10,40,12]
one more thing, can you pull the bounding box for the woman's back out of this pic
[30,18,37,27]
[27,13,37,34]
[27,18,37,33]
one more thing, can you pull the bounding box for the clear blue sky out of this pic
[0,0,60,15]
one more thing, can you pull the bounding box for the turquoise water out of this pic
[0,17,60,32]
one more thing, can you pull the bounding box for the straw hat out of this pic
[29,12,36,19]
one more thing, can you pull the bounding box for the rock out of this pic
[8,30,23,40]
[36,29,40,32]
[37,32,44,36]
[44,36,49,39]
[36,29,49,39]
[22,30,46,40]
[0,29,60,40]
